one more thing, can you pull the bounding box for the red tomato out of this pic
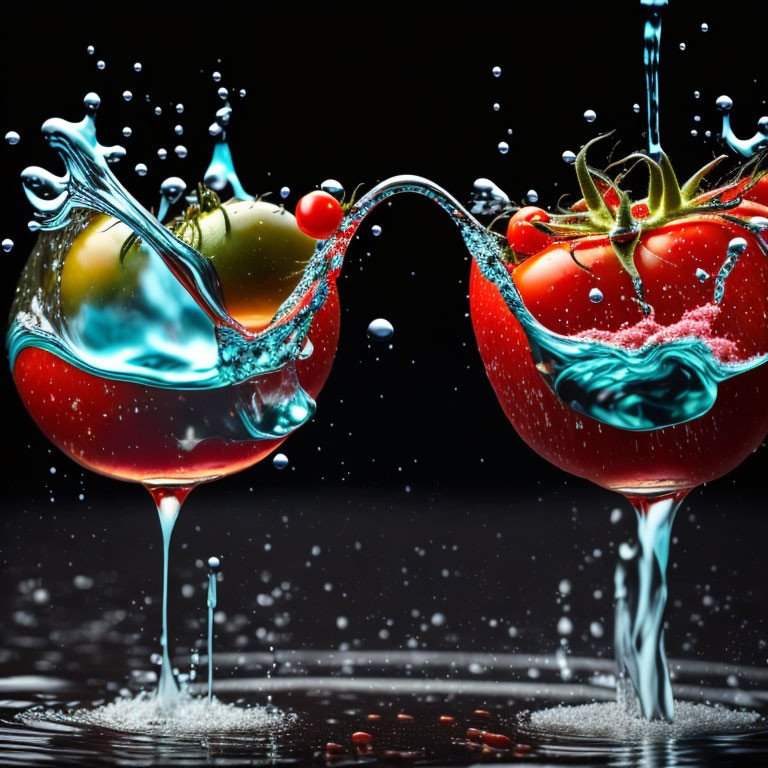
[295,190,344,240]
[471,205,768,493]
[13,286,340,485]
[506,206,553,255]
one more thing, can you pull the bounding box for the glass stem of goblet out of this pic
[614,489,689,721]
[147,485,192,709]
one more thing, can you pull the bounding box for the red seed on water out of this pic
[515,743,533,756]
[473,709,491,717]
[481,731,512,749]
[439,715,455,723]
[466,728,483,740]
[325,742,344,752]
[351,731,372,745]
[397,713,413,721]
[366,714,381,720]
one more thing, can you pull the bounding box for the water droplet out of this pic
[176,103,184,114]
[207,556,221,573]
[217,87,228,100]
[492,102,500,112]
[557,617,573,636]
[371,224,382,237]
[122,126,132,137]
[87,45,95,55]
[160,177,187,205]
[619,542,637,560]
[716,94,733,112]
[213,71,222,82]
[558,579,572,595]
[150,652,162,665]
[83,92,101,114]
[122,90,132,102]
[2,238,14,253]
[96,60,106,70]
[336,616,349,630]
[273,453,289,470]
[239,88,246,98]
[5,131,20,145]
[584,109,597,123]
[320,179,345,200]
[175,145,188,159]
[498,141,509,155]
[695,268,709,283]
[633,103,640,113]
[367,318,394,340]
[694,90,701,99]
[562,150,576,164]
[679,42,686,51]
[133,62,142,72]
[691,129,698,137]
[208,123,223,137]
[157,148,167,160]
[589,287,604,304]
[280,186,290,199]
[701,22,709,32]
[526,189,539,203]
[492,66,501,77]
[299,337,314,360]
[154,106,162,116]
[174,125,184,136]
[135,163,148,176]
[610,507,622,524]
[431,612,446,627]
[729,236,748,255]
[590,621,605,638]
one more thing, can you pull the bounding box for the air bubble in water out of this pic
[368,318,394,340]
[716,95,733,112]
[498,141,509,155]
[589,287,604,303]
[5,131,20,145]
[273,453,289,470]
[584,109,597,122]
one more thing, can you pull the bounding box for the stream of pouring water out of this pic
[207,557,220,702]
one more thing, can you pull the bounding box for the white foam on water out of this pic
[21,692,287,736]
[526,701,762,741]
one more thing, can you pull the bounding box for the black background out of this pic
[0,1,767,666]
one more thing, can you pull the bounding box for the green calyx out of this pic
[534,133,756,309]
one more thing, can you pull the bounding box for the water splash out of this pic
[614,492,684,720]
[641,0,667,161]
[206,556,221,702]
[718,96,768,157]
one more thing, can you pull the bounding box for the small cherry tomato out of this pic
[296,190,344,239]
[506,206,553,255]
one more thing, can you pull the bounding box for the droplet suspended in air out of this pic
[492,102,500,112]
[695,268,709,283]
[83,92,101,114]
[273,453,289,470]
[213,71,222,82]
[87,45,95,55]
[175,145,188,158]
[122,90,132,102]
[207,556,221,573]
[679,42,686,51]
[633,103,640,113]
[716,94,733,112]
[157,148,167,160]
[589,287,604,304]
[526,189,539,203]
[2,238,14,253]
[280,186,290,199]
[160,177,187,205]
[320,179,345,200]
[368,318,394,340]
[492,66,501,77]
[584,109,597,123]
[174,125,184,136]
[239,88,246,98]
[5,131,20,145]
[498,141,509,155]
[154,106,162,116]
[133,62,142,72]
[97,60,106,70]
[135,163,148,176]
[122,126,132,137]
[217,87,228,100]
[371,224,382,237]
[701,22,709,32]
[176,103,184,114]
[562,150,576,164]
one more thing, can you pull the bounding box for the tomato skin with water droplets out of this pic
[471,204,768,493]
